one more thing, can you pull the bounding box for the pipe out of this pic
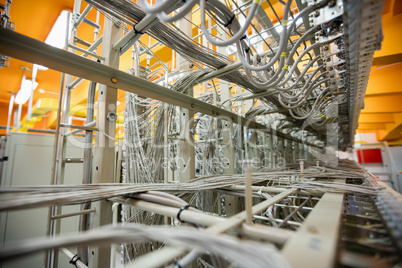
[6,94,15,133]
[27,65,38,121]
[68,44,105,60]
[51,208,96,220]
[111,202,120,268]
[245,162,253,225]
[64,121,97,136]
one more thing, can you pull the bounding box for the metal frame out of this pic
[0,2,393,268]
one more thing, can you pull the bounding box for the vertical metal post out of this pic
[221,80,237,216]
[263,132,272,169]
[16,103,21,129]
[176,11,195,183]
[78,80,97,264]
[248,129,259,170]
[277,136,284,166]
[299,142,304,161]
[283,139,291,164]
[82,81,97,184]
[305,145,311,161]
[89,15,120,268]
[47,8,74,267]
[46,72,66,268]
[291,140,296,164]
[163,103,169,183]
[271,133,276,168]
[6,93,15,133]
[27,65,36,121]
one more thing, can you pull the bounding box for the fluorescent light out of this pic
[38,88,59,95]
[45,10,72,49]
[15,80,38,104]
[34,64,48,71]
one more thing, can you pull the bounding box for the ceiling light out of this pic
[15,79,38,104]
[34,64,48,71]
[38,88,58,95]
[45,10,72,49]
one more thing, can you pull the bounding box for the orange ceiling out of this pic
[0,0,74,104]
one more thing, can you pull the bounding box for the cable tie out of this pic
[282,20,288,26]
[281,52,287,57]
[224,14,236,28]
[133,24,145,35]
[177,204,197,223]
[174,261,183,268]
[240,35,247,41]
[283,64,289,70]
[258,186,263,197]
[69,254,81,268]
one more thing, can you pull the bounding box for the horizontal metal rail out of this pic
[68,44,105,61]
[60,123,98,132]
[62,157,84,163]
[65,120,96,136]
[51,208,96,220]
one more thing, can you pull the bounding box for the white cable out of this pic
[138,0,178,14]
[200,0,260,47]
[157,0,197,23]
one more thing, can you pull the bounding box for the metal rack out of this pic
[0,0,400,268]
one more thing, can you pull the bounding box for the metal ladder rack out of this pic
[46,1,105,267]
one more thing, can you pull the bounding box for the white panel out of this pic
[0,133,84,268]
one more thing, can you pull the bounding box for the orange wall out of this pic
[0,101,27,136]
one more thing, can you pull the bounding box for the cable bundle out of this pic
[0,223,291,268]
[0,160,375,212]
